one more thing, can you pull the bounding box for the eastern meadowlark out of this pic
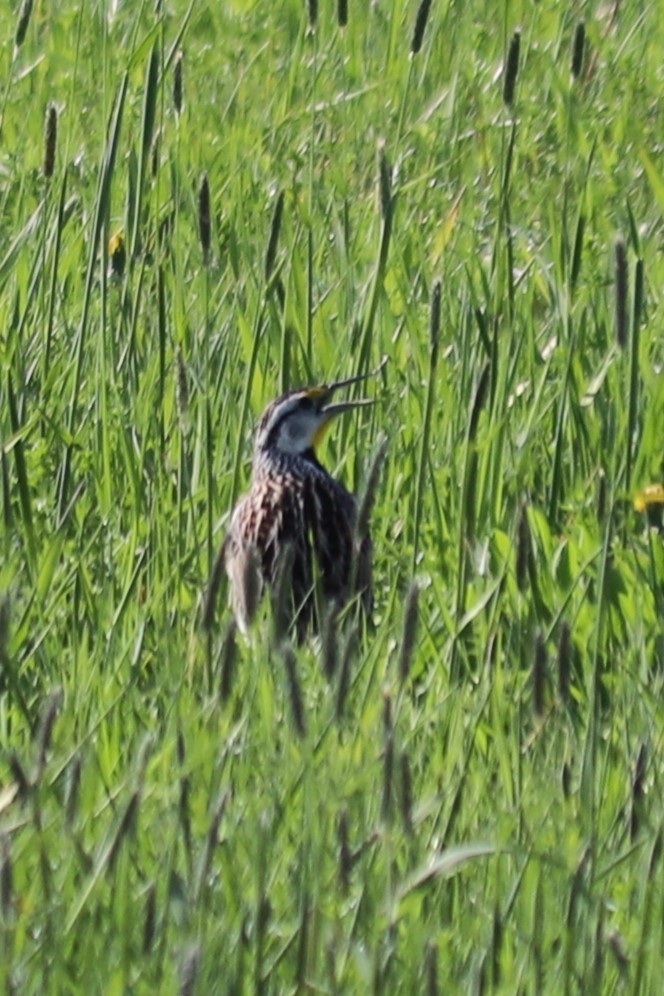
[217,375,374,637]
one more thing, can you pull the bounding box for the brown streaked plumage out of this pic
[219,377,373,637]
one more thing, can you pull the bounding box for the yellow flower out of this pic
[633,484,664,513]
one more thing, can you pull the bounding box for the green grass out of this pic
[1,0,664,990]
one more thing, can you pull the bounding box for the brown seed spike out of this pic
[503,29,521,106]
[66,754,82,827]
[411,0,432,55]
[173,51,184,115]
[264,190,284,283]
[338,810,352,892]
[516,501,530,592]
[198,173,211,260]
[630,742,647,840]
[571,22,586,80]
[614,236,628,349]
[0,835,12,919]
[425,941,439,996]
[218,620,238,704]
[15,0,34,47]
[43,104,57,179]
[429,278,441,358]
[399,582,420,683]
[176,346,189,424]
[381,728,394,824]
[321,605,339,680]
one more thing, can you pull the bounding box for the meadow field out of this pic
[1,0,664,991]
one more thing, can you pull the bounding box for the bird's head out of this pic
[254,373,374,461]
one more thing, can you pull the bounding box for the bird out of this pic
[215,374,375,638]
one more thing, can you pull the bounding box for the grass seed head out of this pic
[614,236,628,349]
[571,22,586,79]
[425,941,439,996]
[399,581,420,683]
[630,742,647,840]
[516,502,531,592]
[411,0,432,55]
[15,0,33,47]
[66,754,82,826]
[381,691,394,822]
[176,729,186,765]
[321,604,339,681]
[307,0,318,29]
[173,51,184,115]
[264,190,284,283]
[381,734,394,824]
[176,346,190,427]
[1,836,12,920]
[338,809,352,892]
[240,545,262,629]
[150,128,160,178]
[337,0,348,28]
[219,620,238,704]
[43,103,58,179]
[503,29,521,106]
[198,172,211,260]
[356,435,387,543]
[429,278,441,359]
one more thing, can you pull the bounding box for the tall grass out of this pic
[0,0,663,990]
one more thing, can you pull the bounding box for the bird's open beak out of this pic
[312,364,384,416]
[308,369,380,448]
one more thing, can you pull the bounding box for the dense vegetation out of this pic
[1,0,663,990]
